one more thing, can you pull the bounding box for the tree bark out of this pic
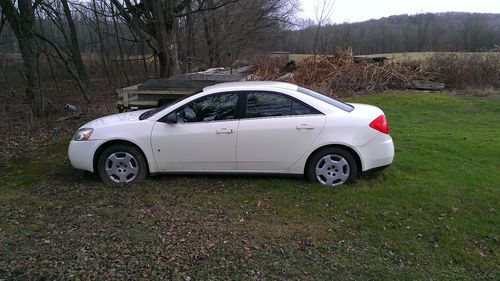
[19,37,47,116]
[185,0,195,72]
[147,0,179,77]
[91,0,112,84]
[111,0,185,78]
[0,0,47,116]
[61,0,89,85]
[110,3,130,83]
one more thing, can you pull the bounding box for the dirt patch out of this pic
[0,54,151,163]
[0,87,117,162]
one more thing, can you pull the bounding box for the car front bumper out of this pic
[68,140,103,172]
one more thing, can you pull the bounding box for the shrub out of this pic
[426,53,500,90]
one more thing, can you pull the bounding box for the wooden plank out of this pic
[117,97,181,107]
[116,84,141,93]
[409,81,445,91]
[120,89,199,96]
[138,79,216,90]
[123,88,129,107]
[169,73,247,82]
[117,100,157,107]
[134,93,186,101]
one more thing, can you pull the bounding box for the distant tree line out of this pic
[270,12,500,55]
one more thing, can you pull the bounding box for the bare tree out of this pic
[111,0,239,78]
[414,13,433,51]
[0,7,6,36]
[461,14,489,51]
[189,0,298,68]
[36,0,91,101]
[184,0,195,72]
[272,12,499,55]
[313,0,334,53]
[60,0,89,85]
[0,0,47,116]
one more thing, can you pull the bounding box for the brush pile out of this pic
[253,49,441,96]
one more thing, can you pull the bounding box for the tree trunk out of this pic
[19,36,47,116]
[110,3,130,83]
[202,14,215,67]
[169,19,180,74]
[201,0,220,67]
[111,0,184,78]
[148,0,179,78]
[140,40,149,75]
[185,0,195,72]
[0,0,47,116]
[313,24,322,54]
[91,0,112,85]
[61,0,89,85]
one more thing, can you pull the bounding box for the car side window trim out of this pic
[298,87,354,112]
[240,90,324,120]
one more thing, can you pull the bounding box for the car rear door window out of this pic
[292,100,318,115]
[177,93,239,123]
[246,92,320,118]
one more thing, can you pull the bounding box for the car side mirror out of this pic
[163,112,178,124]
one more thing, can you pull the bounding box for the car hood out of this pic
[82,110,149,129]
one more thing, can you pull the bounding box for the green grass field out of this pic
[1,92,499,279]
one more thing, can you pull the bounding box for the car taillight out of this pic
[369,115,389,134]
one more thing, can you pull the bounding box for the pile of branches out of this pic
[253,50,440,96]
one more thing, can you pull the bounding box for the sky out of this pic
[299,0,500,24]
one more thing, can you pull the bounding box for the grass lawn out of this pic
[0,92,498,280]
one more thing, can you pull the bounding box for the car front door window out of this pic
[177,93,239,123]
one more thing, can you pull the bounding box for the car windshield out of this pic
[139,91,201,120]
[298,87,354,112]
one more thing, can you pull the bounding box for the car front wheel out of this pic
[306,147,357,187]
[97,144,147,184]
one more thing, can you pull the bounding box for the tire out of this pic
[97,144,147,185]
[305,147,358,187]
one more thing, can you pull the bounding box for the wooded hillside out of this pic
[270,12,500,54]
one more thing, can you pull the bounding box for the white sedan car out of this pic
[68,81,394,187]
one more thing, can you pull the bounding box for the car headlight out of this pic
[73,128,94,141]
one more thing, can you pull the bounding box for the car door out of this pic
[151,92,240,171]
[237,91,326,171]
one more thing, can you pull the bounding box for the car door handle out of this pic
[296,124,315,131]
[216,128,234,135]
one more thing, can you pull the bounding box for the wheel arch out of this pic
[304,144,363,174]
[93,139,151,175]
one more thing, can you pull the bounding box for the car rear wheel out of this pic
[97,144,147,185]
[306,147,357,187]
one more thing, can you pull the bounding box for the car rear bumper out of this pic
[363,164,391,173]
[68,140,102,172]
[356,134,394,172]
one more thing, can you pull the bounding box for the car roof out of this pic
[203,81,299,92]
